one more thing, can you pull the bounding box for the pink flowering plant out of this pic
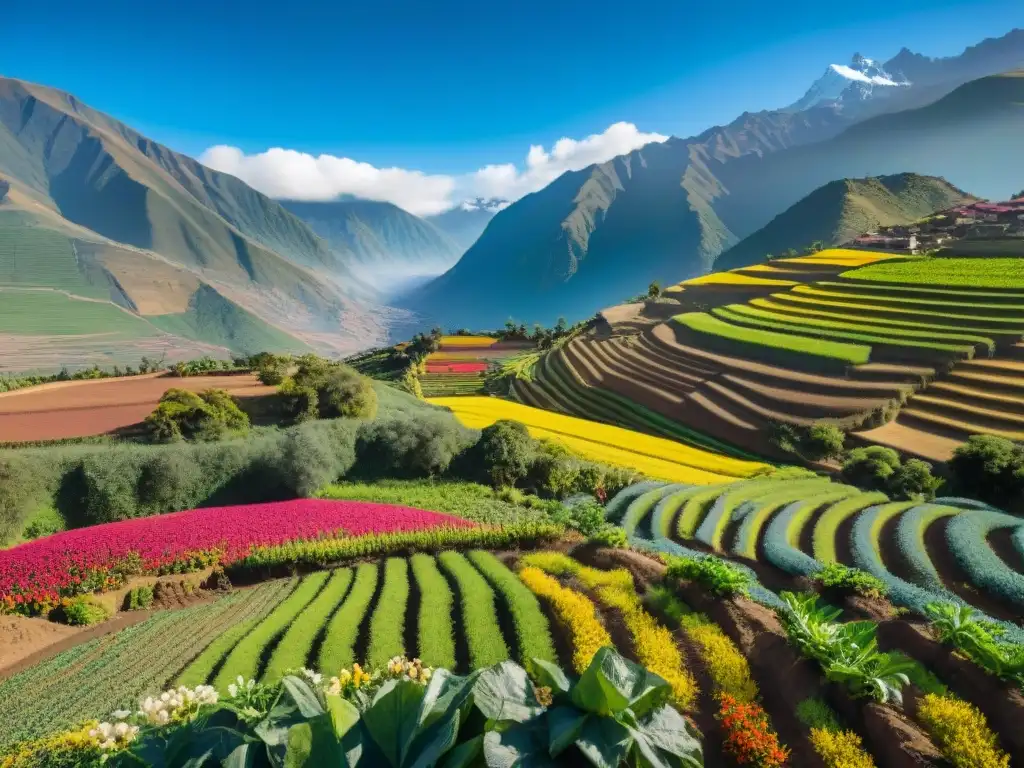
[0,499,474,616]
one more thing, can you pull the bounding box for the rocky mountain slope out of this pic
[714,173,976,270]
[406,30,1024,331]
[426,199,507,252]
[0,76,392,367]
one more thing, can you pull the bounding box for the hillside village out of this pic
[851,194,1024,253]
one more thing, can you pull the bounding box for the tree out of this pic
[802,423,847,461]
[145,388,250,443]
[648,280,662,298]
[283,359,378,422]
[555,317,568,335]
[948,435,1024,507]
[840,446,901,492]
[887,458,942,501]
[477,419,534,487]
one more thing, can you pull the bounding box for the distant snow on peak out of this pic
[788,52,910,112]
[458,197,510,213]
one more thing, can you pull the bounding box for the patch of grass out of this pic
[0,289,160,336]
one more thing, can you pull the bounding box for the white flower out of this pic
[228,683,239,698]
[111,709,131,720]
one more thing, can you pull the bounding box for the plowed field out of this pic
[0,374,272,442]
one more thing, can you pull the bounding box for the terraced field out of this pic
[609,477,1024,642]
[539,253,1024,460]
[419,336,535,397]
[430,396,768,483]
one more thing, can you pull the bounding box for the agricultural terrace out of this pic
[0,373,272,443]
[430,396,768,483]
[610,476,1024,642]
[4,512,1021,767]
[420,336,535,397]
[546,251,1024,459]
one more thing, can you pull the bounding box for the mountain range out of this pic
[713,173,976,271]
[405,30,1024,330]
[0,29,1021,368]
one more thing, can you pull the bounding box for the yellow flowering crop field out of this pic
[438,335,497,347]
[428,396,767,483]
[775,248,912,268]
[674,272,798,288]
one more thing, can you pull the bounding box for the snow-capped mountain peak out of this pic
[458,197,510,213]
[788,53,910,112]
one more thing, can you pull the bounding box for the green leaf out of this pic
[574,716,631,768]
[407,711,463,768]
[570,647,668,718]
[474,662,545,723]
[529,659,571,697]
[361,679,427,767]
[419,668,480,731]
[284,717,346,768]
[326,695,362,740]
[483,723,560,768]
[438,735,483,768]
[546,707,587,756]
[631,706,703,767]
[256,678,327,749]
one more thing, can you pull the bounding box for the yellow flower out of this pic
[681,613,758,703]
[809,728,876,768]
[917,693,1010,768]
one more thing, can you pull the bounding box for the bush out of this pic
[252,353,289,385]
[356,412,476,478]
[123,585,154,611]
[62,595,111,626]
[144,388,250,443]
[840,446,901,491]
[948,435,1024,509]
[475,419,534,488]
[588,526,628,548]
[666,555,751,597]
[812,563,889,600]
[917,693,1011,768]
[888,458,942,501]
[525,443,582,498]
[769,421,846,461]
[283,360,378,423]
[279,420,359,496]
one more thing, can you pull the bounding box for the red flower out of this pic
[717,695,790,767]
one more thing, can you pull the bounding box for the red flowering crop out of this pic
[0,500,474,616]
[425,363,488,374]
[717,694,790,767]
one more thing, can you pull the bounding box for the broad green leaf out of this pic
[438,735,483,768]
[546,707,587,756]
[571,647,667,718]
[419,668,480,731]
[574,717,631,768]
[282,677,328,718]
[407,712,463,768]
[361,679,427,766]
[284,717,346,767]
[474,662,545,723]
[326,695,362,739]
[483,723,559,768]
[631,706,702,767]
[529,659,571,696]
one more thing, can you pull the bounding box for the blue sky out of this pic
[3,0,1021,212]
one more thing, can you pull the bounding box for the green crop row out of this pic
[673,311,872,364]
[621,483,689,537]
[410,554,456,668]
[839,258,1024,290]
[229,521,565,573]
[263,569,354,682]
[791,284,1024,314]
[177,579,298,686]
[467,550,556,669]
[720,303,996,354]
[438,551,509,668]
[894,505,960,595]
[769,290,1024,327]
[811,492,889,564]
[366,558,410,668]
[318,563,379,672]
[214,572,330,688]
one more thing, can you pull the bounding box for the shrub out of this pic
[589,526,628,549]
[63,595,111,626]
[917,693,1011,768]
[477,419,534,488]
[809,728,876,768]
[769,421,846,461]
[144,388,250,443]
[666,555,751,597]
[525,445,580,498]
[840,447,901,492]
[283,359,378,422]
[278,420,359,496]
[887,458,942,501]
[123,585,154,611]
[948,435,1024,509]
[795,697,841,731]
[551,500,606,536]
[813,563,889,600]
[252,353,289,385]
[355,412,476,478]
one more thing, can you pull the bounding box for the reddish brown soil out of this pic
[0,373,273,442]
[0,616,80,671]
[878,619,1024,757]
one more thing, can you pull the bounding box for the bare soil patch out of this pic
[0,373,274,442]
[855,419,961,463]
[0,616,80,671]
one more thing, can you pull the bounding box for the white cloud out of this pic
[199,122,669,216]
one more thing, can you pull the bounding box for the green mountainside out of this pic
[713,173,976,270]
[0,76,388,368]
[426,201,502,252]
[407,72,1024,330]
[281,199,461,291]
